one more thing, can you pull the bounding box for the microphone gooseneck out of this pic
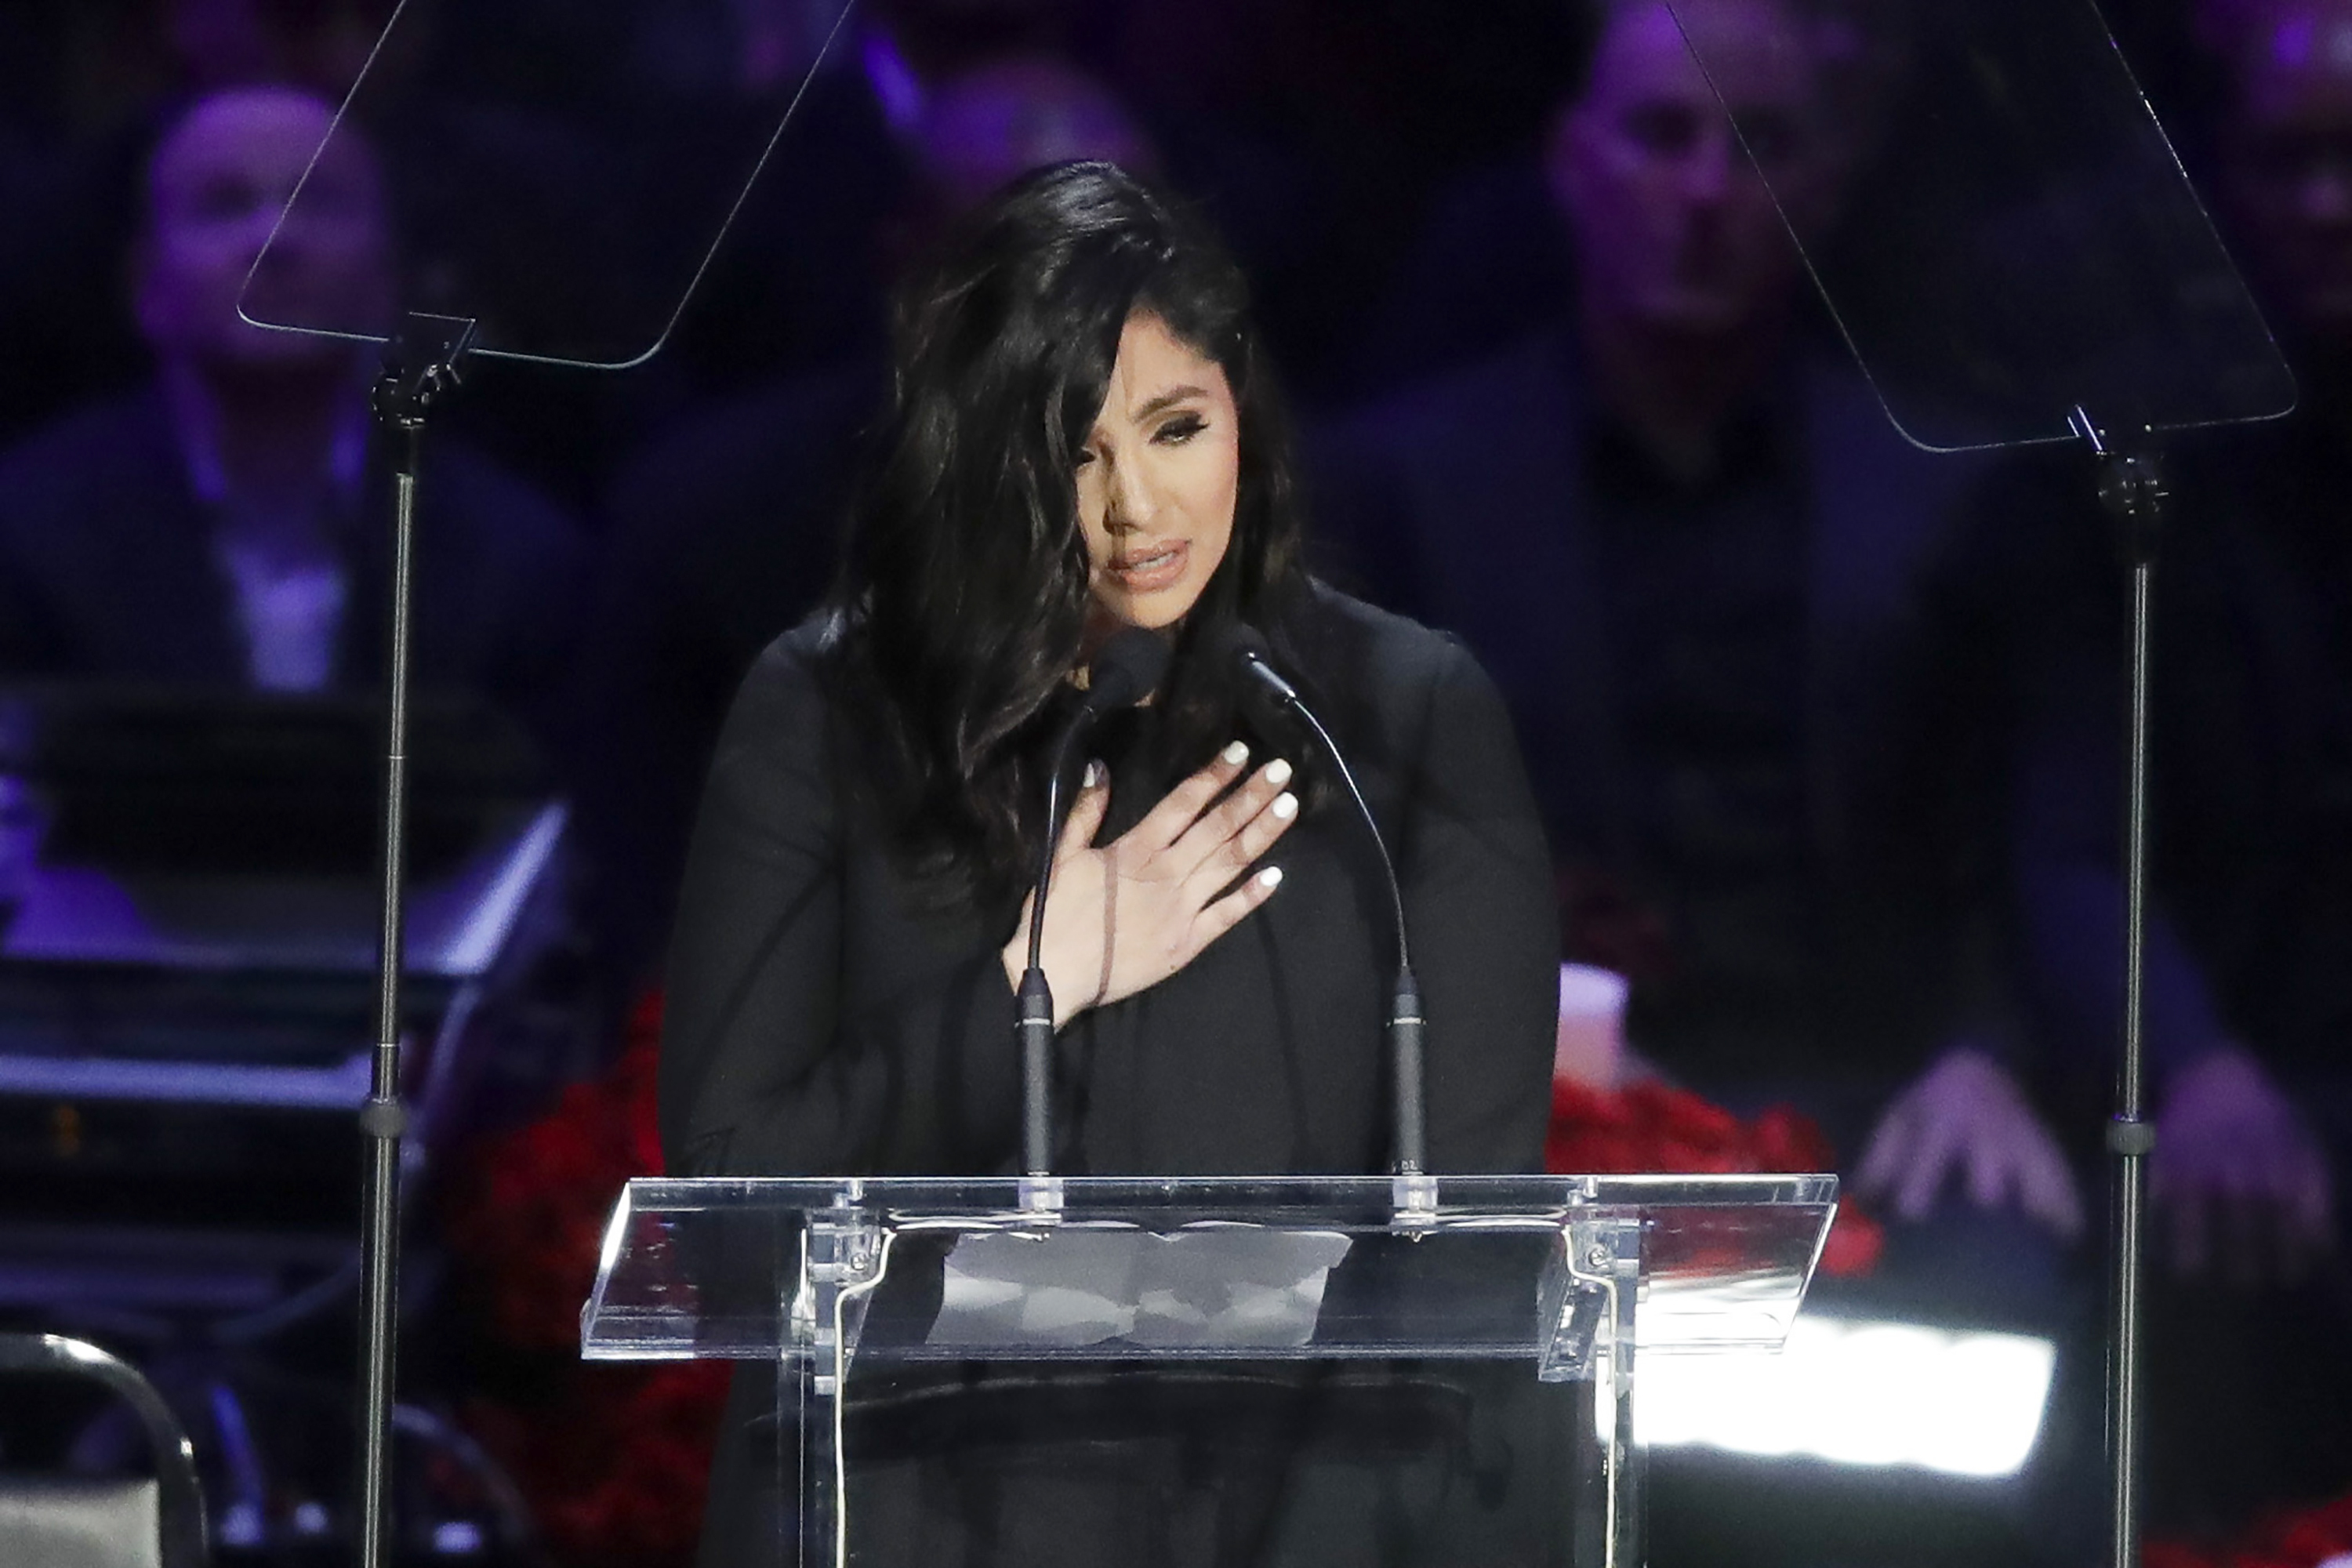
[1222,625,1428,1177]
[1019,627,1172,1178]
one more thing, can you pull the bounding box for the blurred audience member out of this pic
[1928,0,2352,1527]
[577,57,1160,992]
[0,11,158,450]
[1314,0,2086,1260]
[1103,0,1586,403]
[162,0,398,96]
[0,85,586,737]
[911,53,1156,218]
[2152,0,2347,1293]
[644,0,1094,400]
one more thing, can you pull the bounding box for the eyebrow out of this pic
[1129,386,1213,421]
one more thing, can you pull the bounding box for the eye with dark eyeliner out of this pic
[1153,412,1207,445]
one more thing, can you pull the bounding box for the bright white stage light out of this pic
[1635,1316,2057,1478]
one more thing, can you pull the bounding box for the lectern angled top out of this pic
[582,1172,1835,1568]
[583,1172,1837,1368]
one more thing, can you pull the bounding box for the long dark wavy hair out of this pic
[826,162,1316,913]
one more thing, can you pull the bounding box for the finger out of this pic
[2172,1185,2209,1278]
[1010,887,1038,953]
[2278,1149,2334,1283]
[2022,1134,2085,1241]
[1896,1103,1962,1222]
[1964,1124,2011,1214]
[1055,759,1112,862]
[2222,1183,2267,1290]
[1223,782,1301,874]
[1130,741,1254,853]
[2252,1144,2305,1284]
[1181,771,1299,891]
[1185,864,1284,955]
[2290,1146,2335,1250]
[1170,757,1294,880]
[1854,1102,1916,1200]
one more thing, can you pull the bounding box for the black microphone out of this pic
[1018,627,1171,1179]
[1218,623,1428,1178]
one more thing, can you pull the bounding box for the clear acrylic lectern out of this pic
[585,1173,1835,1568]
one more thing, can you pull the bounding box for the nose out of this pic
[245,189,312,273]
[1682,129,1737,204]
[2301,161,2352,227]
[1102,451,1158,532]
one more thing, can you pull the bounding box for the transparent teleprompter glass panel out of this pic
[237,0,862,371]
[1663,0,2295,449]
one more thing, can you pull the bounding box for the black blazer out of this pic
[1310,330,1997,1084]
[659,587,1561,1182]
[660,588,1562,1568]
[1312,329,1983,879]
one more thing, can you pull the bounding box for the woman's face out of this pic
[1075,312,1240,633]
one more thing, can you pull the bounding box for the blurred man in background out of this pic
[1315,0,2085,1276]
[1930,0,2352,1530]
[0,85,585,731]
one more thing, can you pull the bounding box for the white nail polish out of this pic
[1258,866,1283,889]
[1083,760,1104,788]
[1272,792,1298,820]
[1264,758,1294,788]
[1221,740,1250,765]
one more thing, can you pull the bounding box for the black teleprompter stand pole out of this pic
[355,312,480,1568]
[2070,407,2165,1568]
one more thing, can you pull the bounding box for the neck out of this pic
[1580,294,1786,482]
[2296,334,2352,409]
[164,356,365,514]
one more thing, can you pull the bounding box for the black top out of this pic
[0,386,588,741]
[1583,405,1817,1063]
[662,589,1563,1568]
[659,586,1561,1182]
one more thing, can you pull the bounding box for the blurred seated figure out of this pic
[0,90,593,1555]
[1313,0,2086,1268]
[0,85,586,739]
[643,0,1090,401]
[1929,0,2352,1526]
[578,51,1160,989]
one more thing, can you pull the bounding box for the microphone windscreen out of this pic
[1206,619,1269,663]
[1084,626,1172,712]
[1210,620,1298,706]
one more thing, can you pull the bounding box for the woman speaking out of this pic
[659,162,1560,1565]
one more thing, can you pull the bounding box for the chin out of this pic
[1102,588,1204,633]
[1639,289,1766,336]
[1112,601,1192,633]
[211,328,361,373]
[2292,290,2352,344]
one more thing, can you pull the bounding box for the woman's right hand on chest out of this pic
[1002,740,1298,1029]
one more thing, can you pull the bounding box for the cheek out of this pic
[1722,194,1793,253]
[1190,434,1241,548]
[1584,167,1679,259]
[1073,471,1109,564]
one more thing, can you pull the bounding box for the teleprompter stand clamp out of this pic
[356,311,480,1568]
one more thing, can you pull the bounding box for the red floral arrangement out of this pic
[2147,1495,2352,1568]
[441,993,728,1568]
[1544,1076,1885,1277]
